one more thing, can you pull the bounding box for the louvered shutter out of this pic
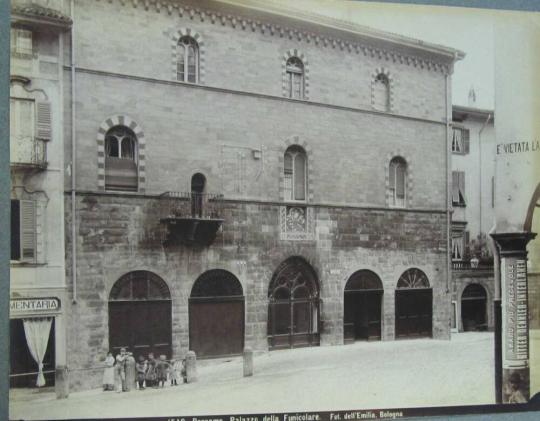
[452,171,459,204]
[36,101,52,141]
[20,200,36,262]
[459,172,466,205]
[463,129,470,154]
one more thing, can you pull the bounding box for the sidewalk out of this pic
[10,332,495,420]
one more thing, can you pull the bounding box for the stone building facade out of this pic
[63,0,462,390]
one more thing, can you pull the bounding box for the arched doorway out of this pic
[344,270,383,343]
[191,173,206,218]
[268,257,320,349]
[189,270,244,358]
[395,268,432,338]
[461,284,488,331]
[109,271,172,358]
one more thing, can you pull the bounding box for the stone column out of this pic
[55,366,69,399]
[243,347,253,377]
[491,231,536,403]
[185,351,197,383]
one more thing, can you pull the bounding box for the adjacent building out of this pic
[9,0,71,393]
[450,103,496,333]
[58,0,463,390]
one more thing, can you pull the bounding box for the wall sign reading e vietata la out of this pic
[9,297,61,316]
[497,140,540,154]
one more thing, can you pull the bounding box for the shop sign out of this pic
[501,258,528,368]
[10,297,61,316]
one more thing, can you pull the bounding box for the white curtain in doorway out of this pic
[23,317,53,387]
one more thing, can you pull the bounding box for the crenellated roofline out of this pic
[92,0,464,75]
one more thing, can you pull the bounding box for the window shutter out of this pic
[36,101,52,141]
[452,171,459,204]
[459,172,466,205]
[389,162,396,190]
[20,200,36,262]
[464,231,470,258]
[463,129,470,154]
[294,153,306,200]
[11,200,21,260]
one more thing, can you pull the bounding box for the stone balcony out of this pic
[10,135,47,170]
[159,192,224,246]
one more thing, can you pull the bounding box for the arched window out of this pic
[284,146,306,201]
[268,257,320,349]
[389,157,407,208]
[177,36,198,83]
[374,73,390,111]
[286,57,304,99]
[105,126,138,191]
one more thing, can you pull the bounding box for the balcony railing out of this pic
[452,260,494,271]
[10,135,47,169]
[161,191,223,219]
[160,192,224,246]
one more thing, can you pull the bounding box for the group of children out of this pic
[136,353,187,389]
[103,349,186,392]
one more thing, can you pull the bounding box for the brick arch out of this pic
[278,135,314,202]
[281,49,310,100]
[371,67,395,112]
[171,28,205,83]
[385,152,413,208]
[96,115,146,193]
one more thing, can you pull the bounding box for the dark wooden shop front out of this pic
[189,270,245,358]
[109,271,172,359]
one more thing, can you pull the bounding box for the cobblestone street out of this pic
[10,333,497,420]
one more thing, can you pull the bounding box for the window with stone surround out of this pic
[177,36,199,83]
[105,126,138,191]
[373,73,390,111]
[286,57,304,99]
[452,230,469,261]
[389,157,407,208]
[284,145,306,202]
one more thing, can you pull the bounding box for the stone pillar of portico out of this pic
[491,231,536,403]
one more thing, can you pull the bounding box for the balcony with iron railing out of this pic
[10,135,47,170]
[160,192,224,246]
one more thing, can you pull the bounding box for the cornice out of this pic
[95,0,457,75]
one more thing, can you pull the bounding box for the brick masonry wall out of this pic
[64,193,449,391]
[72,71,447,210]
[74,0,449,122]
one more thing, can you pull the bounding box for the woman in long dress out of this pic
[102,352,115,391]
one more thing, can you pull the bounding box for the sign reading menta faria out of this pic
[10,297,61,315]
[497,140,540,155]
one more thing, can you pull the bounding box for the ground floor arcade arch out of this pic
[268,257,320,349]
[343,270,383,342]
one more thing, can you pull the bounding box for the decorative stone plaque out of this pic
[501,258,529,368]
[279,205,314,241]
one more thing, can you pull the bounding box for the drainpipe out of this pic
[445,72,451,295]
[478,113,492,234]
[70,0,77,303]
